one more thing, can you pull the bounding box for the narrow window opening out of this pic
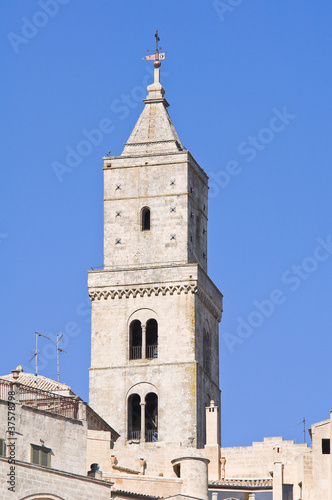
[322,438,330,454]
[30,444,51,467]
[173,464,181,478]
[128,394,141,441]
[130,320,142,359]
[145,393,158,442]
[146,319,158,359]
[0,439,5,457]
[282,484,293,500]
[142,207,150,231]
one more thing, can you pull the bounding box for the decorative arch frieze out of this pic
[89,284,222,320]
[88,283,196,301]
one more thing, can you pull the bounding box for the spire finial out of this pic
[155,29,160,53]
[143,29,165,68]
[153,29,161,68]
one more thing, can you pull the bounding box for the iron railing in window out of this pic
[146,430,158,442]
[128,430,141,441]
[146,344,158,359]
[130,346,142,360]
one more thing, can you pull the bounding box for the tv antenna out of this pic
[142,29,166,67]
[55,334,67,390]
[295,417,306,443]
[28,332,50,384]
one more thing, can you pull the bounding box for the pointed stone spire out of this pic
[121,67,184,156]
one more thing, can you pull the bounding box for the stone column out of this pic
[78,400,87,422]
[140,402,146,442]
[273,462,283,500]
[154,67,160,84]
[244,494,255,500]
[142,324,146,360]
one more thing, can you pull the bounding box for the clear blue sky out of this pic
[1,1,332,448]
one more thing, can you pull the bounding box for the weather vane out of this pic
[142,29,166,68]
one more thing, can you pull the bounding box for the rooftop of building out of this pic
[0,365,120,439]
[209,478,273,490]
[1,365,75,395]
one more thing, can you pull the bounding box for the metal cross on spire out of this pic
[142,29,166,67]
[155,29,160,54]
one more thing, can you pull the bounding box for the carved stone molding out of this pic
[89,283,196,301]
[89,283,222,321]
[196,288,222,322]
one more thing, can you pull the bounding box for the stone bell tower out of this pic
[88,59,223,450]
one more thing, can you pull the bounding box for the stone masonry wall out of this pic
[0,400,87,476]
[220,437,308,479]
[0,457,111,500]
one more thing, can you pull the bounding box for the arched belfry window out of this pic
[145,393,158,442]
[128,394,141,440]
[129,317,158,361]
[142,207,150,231]
[146,319,158,359]
[130,320,142,360]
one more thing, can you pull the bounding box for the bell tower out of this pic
[88,50,223,450]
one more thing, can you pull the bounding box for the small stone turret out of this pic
[171,451,210,500]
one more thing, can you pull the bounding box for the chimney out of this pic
[11,365,23,380]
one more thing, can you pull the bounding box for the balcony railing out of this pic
[130,346,142,360]
[0,378,79,420]
[128,430,141,441]
[146,430,158,442]
[146,345,158,359]
[127,430,158,442]
[0,378,11,401]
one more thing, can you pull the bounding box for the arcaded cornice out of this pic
[88,284,222,321]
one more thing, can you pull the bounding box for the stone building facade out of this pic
[88,66,223,455]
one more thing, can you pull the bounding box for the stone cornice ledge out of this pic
[89,284,222,321]
[89,283,196,300]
